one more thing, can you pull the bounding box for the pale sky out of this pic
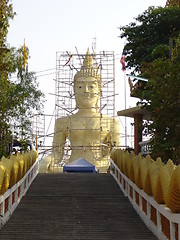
[7,0,166,148]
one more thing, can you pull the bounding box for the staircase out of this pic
[0,173,157,239]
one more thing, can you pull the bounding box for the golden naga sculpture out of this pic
[52,50,120,172]
[0,150,38,195]
[110,149,180,213]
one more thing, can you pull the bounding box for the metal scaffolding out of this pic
[55,51,115,118]
[31,114,45,150]
[53,51,116,167]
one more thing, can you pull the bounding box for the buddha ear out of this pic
[95,96,100,111]
[75,103,79,110]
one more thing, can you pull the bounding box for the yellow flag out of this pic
[23,41,27,68]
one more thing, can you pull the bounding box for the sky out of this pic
[7,0,166,148]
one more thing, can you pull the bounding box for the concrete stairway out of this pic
[0,173,157,239]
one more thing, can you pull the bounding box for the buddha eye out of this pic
[91,86,93,88]
[79,86,82,88]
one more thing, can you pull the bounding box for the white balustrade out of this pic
[110,158,180,240]
[0,160,39,228]
[139,139,153,155]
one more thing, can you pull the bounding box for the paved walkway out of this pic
[0,173,157,239]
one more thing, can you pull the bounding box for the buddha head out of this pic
[74,50,101,110]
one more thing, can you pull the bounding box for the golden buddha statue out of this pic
[52,50,120,172]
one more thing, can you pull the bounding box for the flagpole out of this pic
[120,48,127,148]
[124,70,127,147]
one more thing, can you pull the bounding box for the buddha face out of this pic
[74,76,100,109]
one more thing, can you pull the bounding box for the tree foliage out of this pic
[9,47,45,141]
[119,6,180,74]
[141,40,180,163]
[0,0,44,158]
[119,6,180,163]
[166,0,180,7]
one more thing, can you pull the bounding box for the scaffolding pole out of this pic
[53,51,116,166]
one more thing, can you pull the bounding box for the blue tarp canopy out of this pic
[63,157,96,173]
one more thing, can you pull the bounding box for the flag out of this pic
[120,50,126,71]
[63,52,72,67]
[23,40,27,68]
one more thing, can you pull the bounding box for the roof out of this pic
[117,106,151,121]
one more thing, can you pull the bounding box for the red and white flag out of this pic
[120,50,126,71]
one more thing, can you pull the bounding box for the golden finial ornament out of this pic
[74,49,100,82]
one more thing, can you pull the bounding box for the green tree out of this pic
[0,1,44,157]
[10,46,45,143]
[141,37,180,163]
[119,6,180,163]
[0,0,16,156]
[166,0,180,7]
[119,6,180,74]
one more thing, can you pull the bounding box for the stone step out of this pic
[0,173,157,239]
